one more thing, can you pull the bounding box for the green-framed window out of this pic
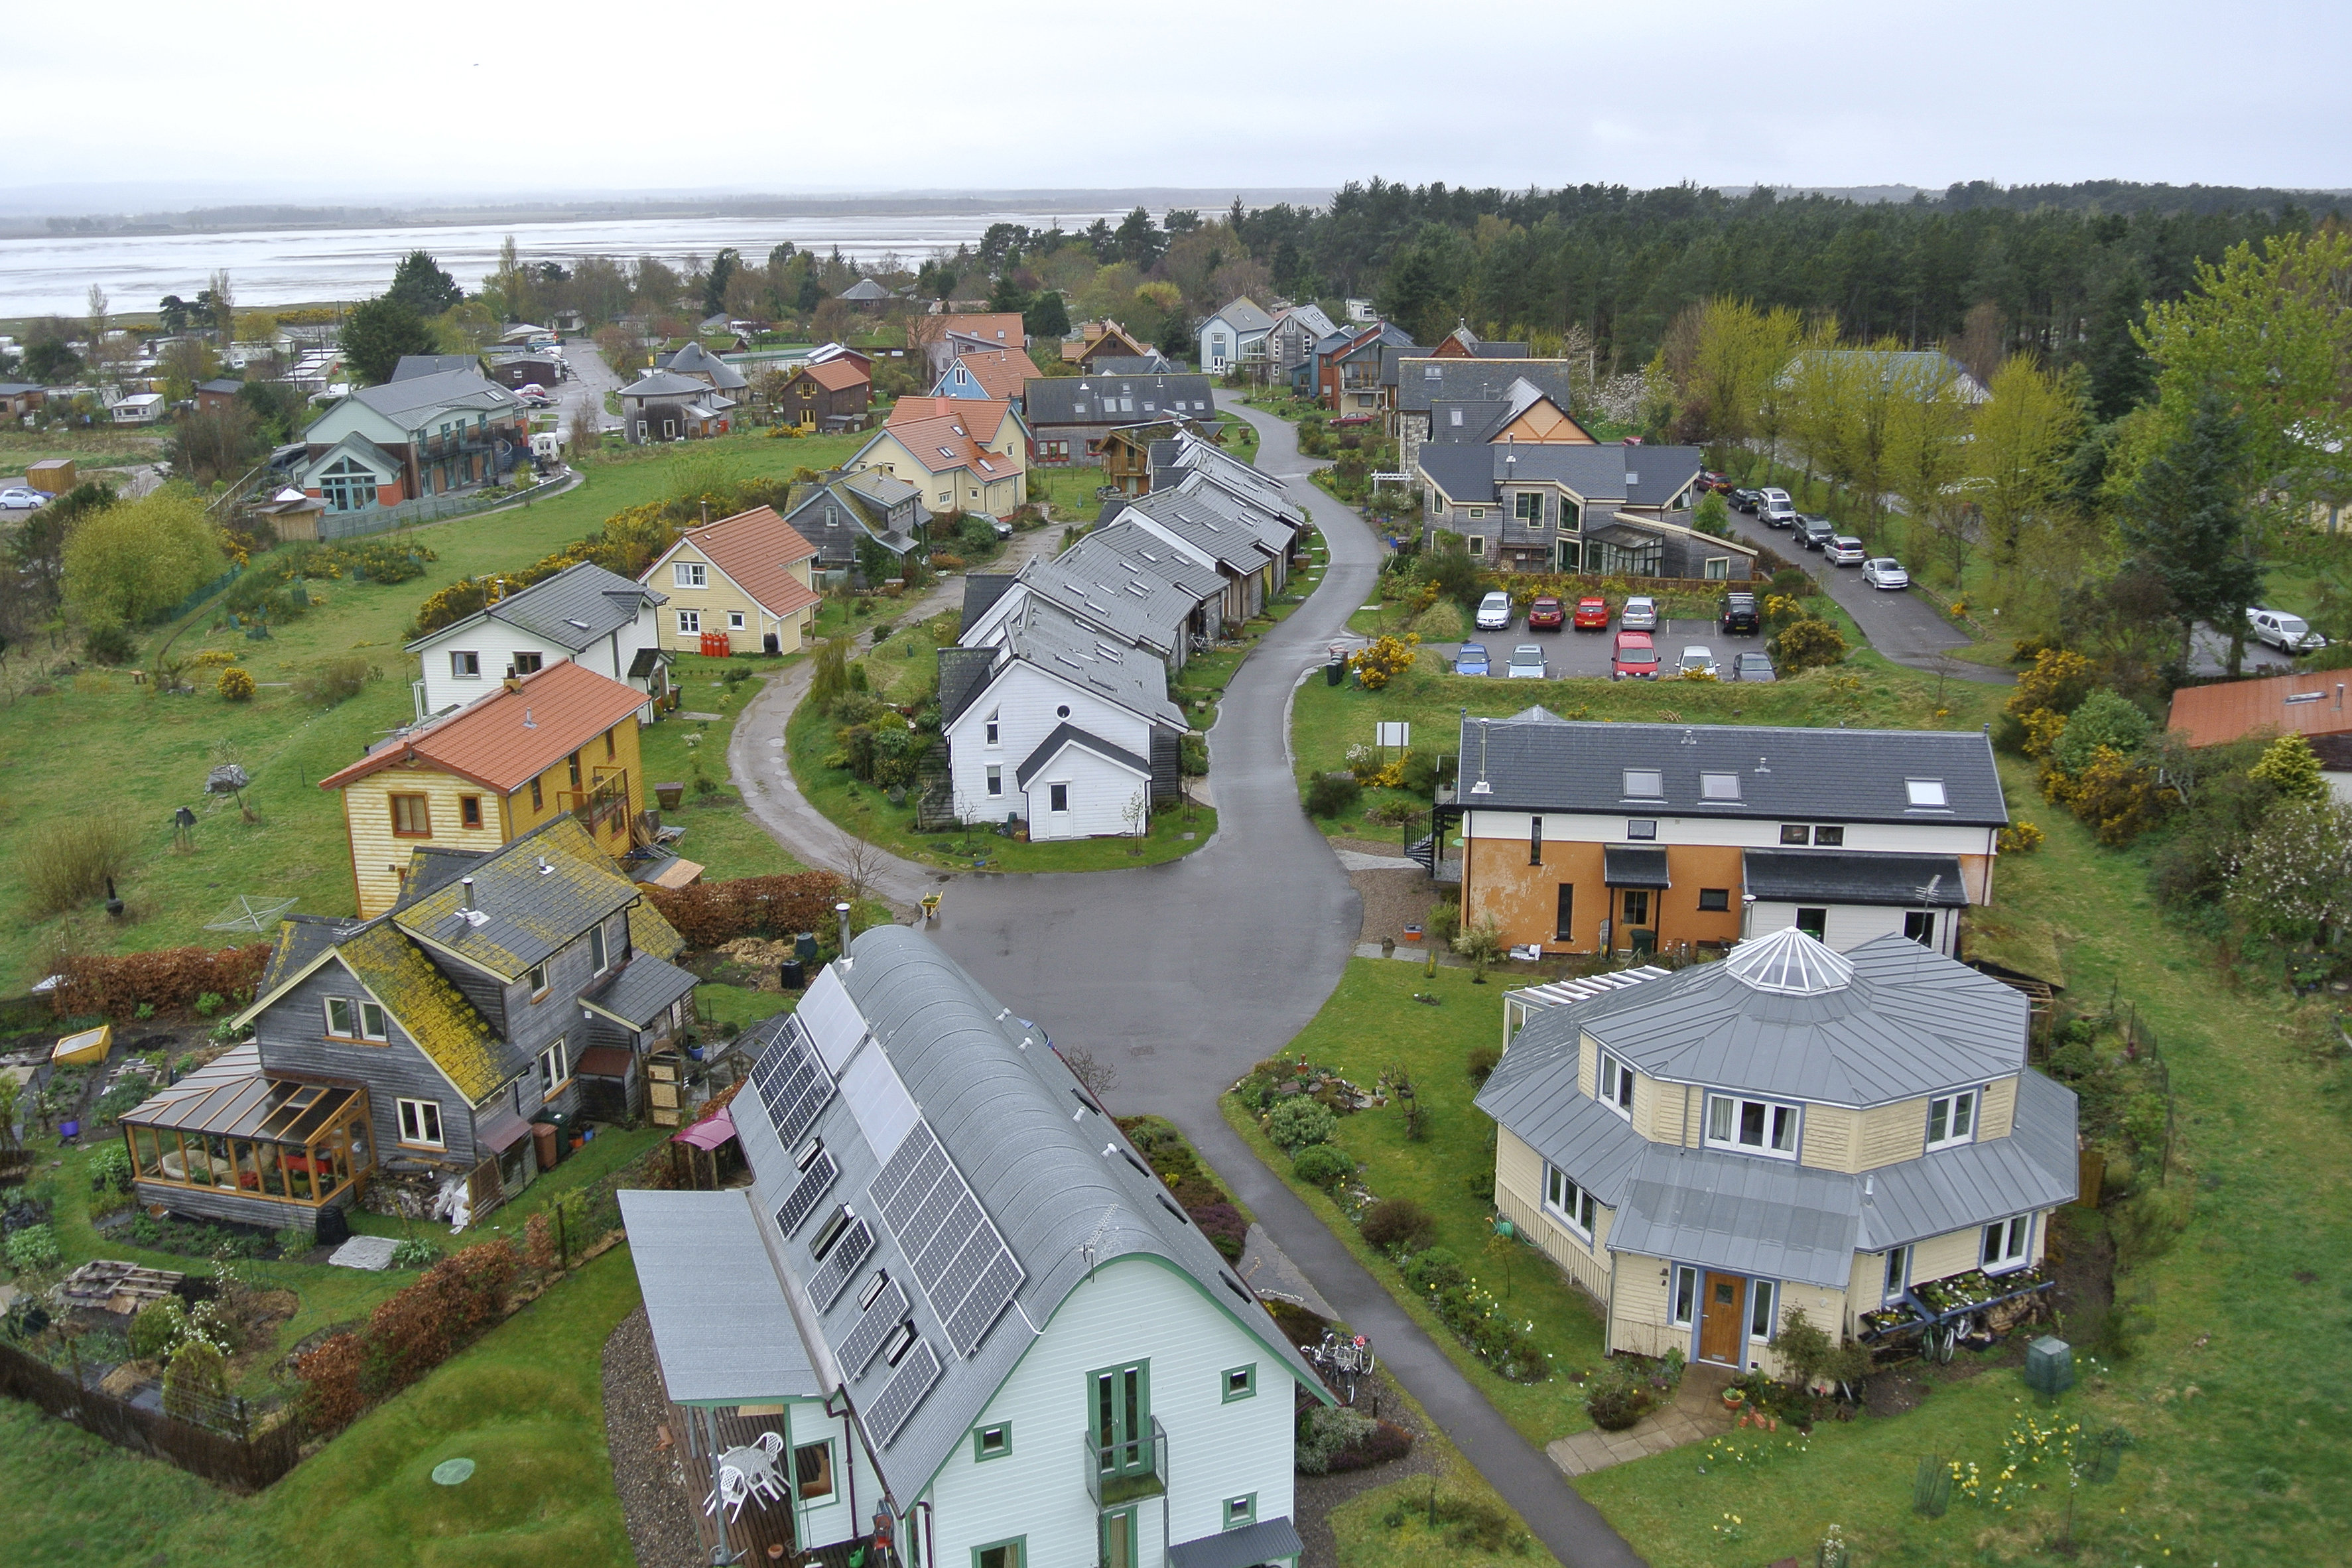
[1224,1492,1257,1529]
[971,1420,1013,1462]
[971,1537,1023,1568]
[1220,1363,1256,1403]
[1089,1358,1151,1479]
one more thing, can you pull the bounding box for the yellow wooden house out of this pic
[847,396,1028,517]
[321,661,652,916]
[638,505,822,657]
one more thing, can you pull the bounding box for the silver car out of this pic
[1675,645,1720,678]
[1506,645,1547,679]
[1474,591,1513,632]
[1619,595,1659,631]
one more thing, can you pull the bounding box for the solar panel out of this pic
[867,1122,1025,1358]
[809,1220,873,1309]
[773,1151,838,1237]
[867,1338,942,1446]
[752,1020,834,1149]
[839,1279,910,1378]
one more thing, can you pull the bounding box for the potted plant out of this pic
[1721,1386,1746,1414]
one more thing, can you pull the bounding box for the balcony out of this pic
[560,770,631,840]
[1081,1417,1166,1508]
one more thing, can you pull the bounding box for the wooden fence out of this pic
[0,1338,302,1490]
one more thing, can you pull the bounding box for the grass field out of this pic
[0,432,860,988]
[0,426,169,478]
[1222,958,1608,1447]
[642,653,807,882]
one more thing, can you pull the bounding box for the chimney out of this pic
[836,901,854,964]
[459,876,474,910]
[503,672,523,694]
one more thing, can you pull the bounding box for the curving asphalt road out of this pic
[728,407,1647,1566]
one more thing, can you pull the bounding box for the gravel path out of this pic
[1294,1366,1448,1568]
[602,1305,702,1568]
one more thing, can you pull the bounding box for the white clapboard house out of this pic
[404,560,669,722]
[620,928,1324,1568]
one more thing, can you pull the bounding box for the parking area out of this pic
[1430,615,1772,682]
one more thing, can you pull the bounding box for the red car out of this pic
[1611,630,1659,681]
[1697,470,1731,493]
[1573,596,1610,631]
[1526,595,1565,630]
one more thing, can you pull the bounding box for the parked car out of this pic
[1758,486,1792,510]
[1526,595,1566,630]
[1826,537,1866,566]
[1454,642,1491,677]
[1719,592,1759,635]
[1474,591,1513,631]
[1619,595,1659,631]
[1728,488,1764,513]
[1675,645,1721,678]
[2249,606,2328,653]
[1573,595,1610,631]
[1507,645,1547,679]
[1861,557,1911,590]
[1760,499,1799,528]
[1797,517,1837,551]
[1697,470,1730,493]
[1731,650,1778,682]
[0,486,43,509]
[1611,630,1660,681]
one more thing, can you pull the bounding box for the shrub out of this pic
[1402,1246,1465,1295]
[1179,734,1209,776]
[294,655,371,707]
[131,1297,191,1361]
[1585,1358,1654,1431]
[1348,633,1421,690]
[84,623,137,665]
[2048,689,2152,775]
[1359,1197,1437,1254]
[216,666,255,701]
[2248,733,2327,802]
[6,1224,61,1274]
[1266,1096,1339,1151]
[161,1336,229,1424]
[1997,821,2045,854]
[1411,599,1465,641]
[1305,771,1362,818]
[1295,1405,1377,1474]
[1188,1201,1248,1261]
[643,870,846,947]
[1323,1419,1414,1472]
[1770,616,1848,673]
[1293,1143,1352,1189]
[86,1141,133,1193]
[1425,898,1461,945]
[23,810,140,918]
[293,1331,369,1432]
[1466,1044,1501,1086]
[389,1236,440,1270]
[48,943,271,1019]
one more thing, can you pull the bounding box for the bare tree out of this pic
[830,820,889,908]
[1059,1043,1121,1104]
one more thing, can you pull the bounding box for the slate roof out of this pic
[1456,711,2009,827]
[1014,537,1202,655]
[661,340,750,389]
[1079,519,1227,602]
[960,572,1020,627]
[618,368,712,399]
[663,505,822,618]
[1082,354,1175,374]
[1207,297,1275,334]
[838,278,895,301]
[999,598,1185,727]
[392,817,643,982]
[260,915,356,996]
[391,354,481,381]
[1116,489,1275,575]
[321,661,651,795]
[335,919,510,1098]
[713,929,1323,1504]
[196,377,244,395]
[1418,440,1701,511]
[1742,849,1971,907]
[405,560,661,655]
[1015,720,1151,787]
[342,367,515,424]
[584,952,699,1027]
[783,478,923,560]
[629,899,688,961]
[937,645,999,728]
[1396,357,1581,416]
[1023,373,1214,426]
[1603,846,1671,887]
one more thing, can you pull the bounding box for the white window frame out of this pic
[1597,1053,1634,1119]
[324,996,357,1037]
[1543,1163,1597,1240]
[1465,535,1485,556]
[1925,1088,1979,1150]
[1048,781,1070,813]
[1748,1279,1777,1342]
[727,610,746,631]
[450,650,481,679]
[985,764,1002,797]
[677,609,702,635]
[527,963,549,999]
[1982,1214,2032,1272]
[1669,1264,1699,1326]
[1882,1245,1910,1302]
[589,923,608,974]
[984,710,1000,747]
[538,1038,570,1097]
[397,1097,444,1148]
[1704,556,1731,580]
[358,1000,387,1041]
[1703,1093,1802,1159]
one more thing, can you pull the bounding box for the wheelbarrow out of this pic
[919,891,943,924]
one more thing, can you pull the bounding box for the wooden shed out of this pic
[27,458,74,495]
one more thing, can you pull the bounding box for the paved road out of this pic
[559,339,625,434]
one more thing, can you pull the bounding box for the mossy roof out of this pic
[336,922,506,1101]
[393,817,640,980]
[629,899,688,962]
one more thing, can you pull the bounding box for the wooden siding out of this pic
[1494,1128,1610,1301]
[1801,1104,1857,1171]
[653,544,816,655]
[1854,1097,1929,1169]
[1979,1075,2018,1140]
[1909,1224,1983,1285]
[1648,1079,1691,1146]
[341,766,509,917]
[254,959,482,1169]
[134,1179,354,1229]
[925,1255,1297,1564]
[1575,1033,1596,1100]
[499,719,646,860]
[1608,1250,1680,1359]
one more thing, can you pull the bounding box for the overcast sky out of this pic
[10,0,2348,205]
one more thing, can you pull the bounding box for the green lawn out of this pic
[642,653,808,882]
[1222,959,1607,1447]
[1025,466,1111,526]
[0,433,860,988]
[0,426,170,478]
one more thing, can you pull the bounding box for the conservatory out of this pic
[121,1045,374,1223]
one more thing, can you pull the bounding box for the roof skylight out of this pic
[1906,779,1948,807]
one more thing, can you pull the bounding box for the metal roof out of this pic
[344,367,514,423]
[1457,712,2009,827]
[406,560,660,655]
[1742,848,1971,907]
[1859,1069,2077,1248]
[1016,533,1207,654]
[584,952,698,1027]
[391,354,481,381]
[620,1188,823,1405]
[1610,1146,1863,1287]
[1206,296,1275,334]
[1169,1518,1304,1568]
[1418,440,1702,511]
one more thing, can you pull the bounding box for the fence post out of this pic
[556,1199,569,1270]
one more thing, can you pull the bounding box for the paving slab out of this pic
[327,1235,398,1271]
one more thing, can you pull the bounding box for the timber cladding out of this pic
[1494,1128,1611,1301]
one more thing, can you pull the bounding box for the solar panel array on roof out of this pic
[840,1277,911,1376]
[753,1021,834,1148]
[809,1218,873,1308]
[868,1339,943,1445]
[773,1149,838,1236]
[870,1121,1025,1357]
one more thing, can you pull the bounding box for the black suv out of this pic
[1719,591,1760,635]
[1797,517,1837,551]
[1727,488,1763,513]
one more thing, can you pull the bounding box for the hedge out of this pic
[50,944,271,1019]
[293,1239,519,1433]
[643,871,847,948]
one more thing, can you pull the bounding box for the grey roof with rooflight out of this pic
[1457,712,2008,827]
[1742,849,1972,907]
[405,560,661,655]
[1000,598,1185,726]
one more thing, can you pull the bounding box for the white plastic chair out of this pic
[704,1465,750,1521]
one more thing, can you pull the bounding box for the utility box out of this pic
[2024,1335,2073,1396]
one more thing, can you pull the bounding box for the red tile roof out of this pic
[953,350,1030,401]
[2167,668,2352,748]
[880,399,1015,480]
[669,505,822,618]
[320,661,649,795]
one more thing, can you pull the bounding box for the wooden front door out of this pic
[1699,1272,1746,1365]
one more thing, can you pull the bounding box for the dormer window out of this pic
[1704,1093,1800,1159]
[1622,769,1663,799]
[1700,772,1740,801]
[1925,1088,1978,1149]
[1906,779,1947,807]
[1597,1053,1634,1118]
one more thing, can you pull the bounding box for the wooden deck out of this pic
[670,1402,880,1567]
